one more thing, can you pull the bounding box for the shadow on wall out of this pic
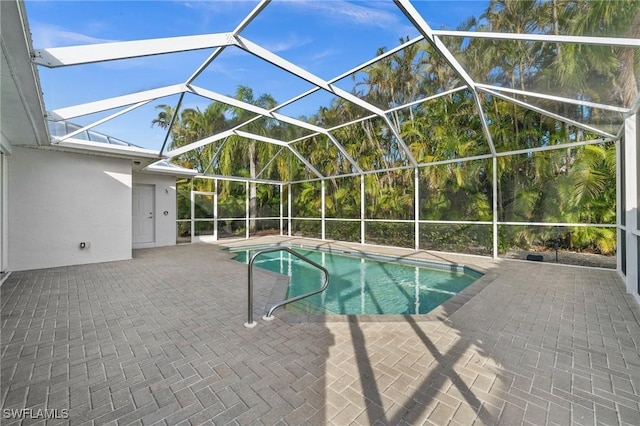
[104,170,133,188]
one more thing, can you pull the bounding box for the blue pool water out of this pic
[231,246,482,315]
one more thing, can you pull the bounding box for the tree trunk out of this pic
[552,0,571,173]
[620,7,640,106]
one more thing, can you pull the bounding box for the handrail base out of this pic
[246,246,329,327]
[263,315,275,321]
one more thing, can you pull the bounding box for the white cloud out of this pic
[178,0,259,27]
[179,0,406,33]
[208,62,252,80]
[291,0,401,29]
[261,33,312,53]
[30,21,117,48]
[309,48,336,61]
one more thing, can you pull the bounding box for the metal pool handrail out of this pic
[244,246,330,328]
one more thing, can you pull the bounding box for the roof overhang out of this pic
[141,160,199,177]
[0,0,49,149]
[39,138,165,170]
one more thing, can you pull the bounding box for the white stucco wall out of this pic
[1,152,8,273]
[8,146,132,271]
[132,172,177,249]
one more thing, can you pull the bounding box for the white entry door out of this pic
[132,185,155,244]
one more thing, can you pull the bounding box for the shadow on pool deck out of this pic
[1,237,639,425]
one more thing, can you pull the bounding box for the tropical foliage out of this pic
[158,0,639,255]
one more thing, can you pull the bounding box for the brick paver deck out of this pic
[2,237,639,425]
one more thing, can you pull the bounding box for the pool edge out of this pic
[225,242,495,323]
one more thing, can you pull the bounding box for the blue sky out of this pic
[25,1,490,150]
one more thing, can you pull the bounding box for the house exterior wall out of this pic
[132,173,177,249]
[1,152,8,273]
[8,146,132,271]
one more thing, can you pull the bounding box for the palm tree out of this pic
[219,86,281,233]
[182,102,230,174]
[152,102,229,174]
[150,1,632,255]
[547,0,639,107]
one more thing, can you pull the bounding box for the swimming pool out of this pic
[231,246,482,315]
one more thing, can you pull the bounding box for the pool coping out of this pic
[224,241,498,323]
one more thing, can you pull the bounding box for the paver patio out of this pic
[2,237,639,425]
